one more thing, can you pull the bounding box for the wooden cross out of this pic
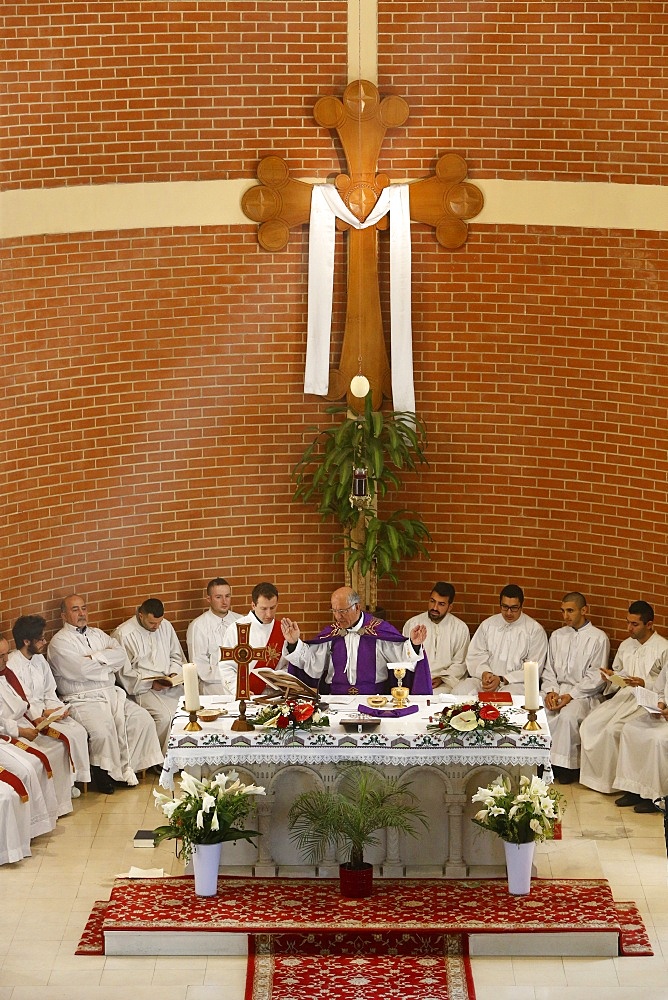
[242,79,484,413]
[220,622,269,731]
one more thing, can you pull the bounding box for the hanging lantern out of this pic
[349,465,373,509]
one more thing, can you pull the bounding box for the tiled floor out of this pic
[0,777,665,999]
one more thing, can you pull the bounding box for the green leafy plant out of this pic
[288,764,428,870]
[153,770,265,865]
[293,393,430,587]
[471,774,564,845]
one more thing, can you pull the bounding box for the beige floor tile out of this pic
[512,957,567,986]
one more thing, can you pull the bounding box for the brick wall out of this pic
[2,2,667,654]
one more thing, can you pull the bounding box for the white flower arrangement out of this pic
[153,769,265,864]
[471,773,564,844]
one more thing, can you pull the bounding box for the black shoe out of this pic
[91,766,115,795]
[557,768,580,785]
[634,798,661,813]
[615,792,641,807]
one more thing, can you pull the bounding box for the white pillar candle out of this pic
[182,662,200,712]
[523,660,540,711]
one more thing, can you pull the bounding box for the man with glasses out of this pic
[455,584,547,695]
[280,586,432,695]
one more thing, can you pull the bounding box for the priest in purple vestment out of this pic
[281,587,432,696]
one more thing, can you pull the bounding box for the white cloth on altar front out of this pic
[615,661,668,801]
[540,622,609,769]
[579,631,668,794]
[402,611,470,692]
[8,650,91,784]
[186,609,241,695]
[112,617,184,752]
[305,183,415,412]
[0,676,72,817]
[48,623,163,783]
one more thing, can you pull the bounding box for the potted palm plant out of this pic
[288,764,428,897]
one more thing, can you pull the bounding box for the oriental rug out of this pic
[75,876,653,957]
[246,932,474,1000]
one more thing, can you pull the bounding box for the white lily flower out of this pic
[162,799,180,819]
[210,811,220,831]
[201,793,216,813]
[196,809,205,829]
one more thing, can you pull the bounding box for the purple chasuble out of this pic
[288,612,432,695]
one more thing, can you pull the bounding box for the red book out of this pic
[478,691,513,703]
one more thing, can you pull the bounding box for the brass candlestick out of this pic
[184,708,203,732]
[522,706,541,731]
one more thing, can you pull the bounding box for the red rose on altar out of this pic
[459,705,472,713]
[293,702,315,723]
[276,714,290,729]
[479,704,500,721]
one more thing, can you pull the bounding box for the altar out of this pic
[160,695,552,878]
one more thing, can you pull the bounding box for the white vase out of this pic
[503,840,535,895]
[192,842,223,896]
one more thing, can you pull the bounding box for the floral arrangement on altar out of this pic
[153,770,265,864]
[254,697,330,734]
[471,774,564,844]
[427,700,522,738]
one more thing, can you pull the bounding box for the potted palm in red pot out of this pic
[288,764,428,897]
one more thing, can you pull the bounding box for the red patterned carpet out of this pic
[75,876,653,957]
[246,933,475,1000]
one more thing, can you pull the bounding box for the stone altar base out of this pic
[76,875,652,959]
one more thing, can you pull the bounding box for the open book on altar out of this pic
[146,672,184,688]
[34,709,68,731]
[253,669,318,699]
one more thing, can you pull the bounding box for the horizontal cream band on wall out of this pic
[2,178,668,240]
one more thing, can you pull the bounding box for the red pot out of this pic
[339,862,373,898]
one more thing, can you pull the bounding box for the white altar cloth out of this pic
[158,695,552,878]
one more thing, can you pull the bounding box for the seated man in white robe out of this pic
[113,598,184,752]
[614,656,668,813]
[9,614,91,794]
[455,584,547,696]
[48,594,163,794]
[220,583,288,695]
[0,776,31,866]
[579,600,668,803]
[0,739,57,840]
[541,592,609,783]
[186,577,241,695]
[0,635,72,818]
[403,581,470,692]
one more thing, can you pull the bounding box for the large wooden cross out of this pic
[242,79,484,413]
[219,621,272,731]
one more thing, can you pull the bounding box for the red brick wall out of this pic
[2,2,667,654]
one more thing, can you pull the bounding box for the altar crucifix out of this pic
[220,622,278,732]
[242,79,484,413]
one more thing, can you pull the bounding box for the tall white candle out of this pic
[523,660,540,711]
[182,662,200,712]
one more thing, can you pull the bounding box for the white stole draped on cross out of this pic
[305,183,415,413]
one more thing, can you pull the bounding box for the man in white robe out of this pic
[0,740,57,839]
[614,657,668,813]
[0,780,31,866]
[186,577,241,695]
[541,592,609,782]
[579,600,668,800]
[221,583,288,695]
[0,636,72,818]
[455,584,548,696]
[403,581,470,692]
[48,594,163,793]
[9,615,91,788]
[113,598,184,751]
